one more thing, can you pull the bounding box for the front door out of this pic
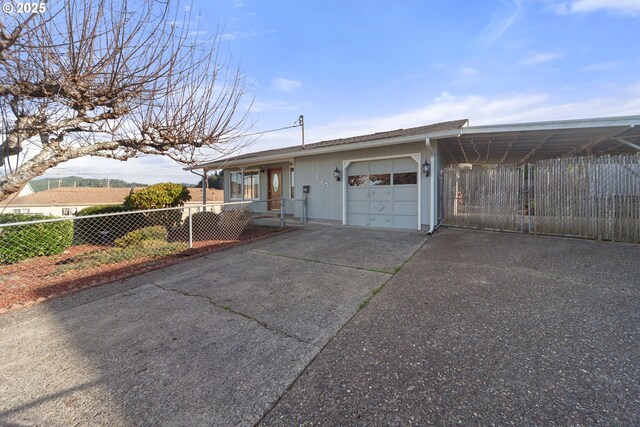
[267,168,282,210]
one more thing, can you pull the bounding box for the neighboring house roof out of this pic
[188,119,469,170]
[17,183,35,198]
[4,187,223,207]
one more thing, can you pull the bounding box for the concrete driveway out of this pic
[262,228,640,426]
[0,225,427,426]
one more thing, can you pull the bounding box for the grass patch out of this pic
[358,284,384,310]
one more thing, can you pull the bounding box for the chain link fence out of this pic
[0,199,307,296]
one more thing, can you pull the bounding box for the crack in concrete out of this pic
[249,250,395,275]
[152,284,312,345]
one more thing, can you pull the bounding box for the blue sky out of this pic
[45,0,640,184]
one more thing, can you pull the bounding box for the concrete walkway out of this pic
[262,228,640,426]
[0,225,427,426]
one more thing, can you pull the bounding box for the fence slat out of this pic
[442,154,640,244]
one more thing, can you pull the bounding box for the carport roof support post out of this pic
[426,138,436,233]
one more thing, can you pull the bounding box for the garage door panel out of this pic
[369,214,392,227]
[347,213,369,226]
[370,201,392,215]
[369,159,393,174]
[393,186,418,201]
[393,215,418,229]
[349,162,369,174]
[348,187,369,201]
[347,200,369,214]
[393,158,417,172]
[346,158,419,229]
[369,187,393,201]
[394,201,418,215]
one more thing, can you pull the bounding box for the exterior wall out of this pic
[292,140,434,227]
[4,205,88,217]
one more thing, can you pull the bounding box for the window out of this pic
[348,175,368,186]
[62,208,77,216]
[369,174,391,186]
[12,209,21,214]
[243,172,260,199]
[230,172,242,199]
[21,209,30,214]
[393,172,417,185]
[290,167,295,199]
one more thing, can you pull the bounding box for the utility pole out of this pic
[299,115,305,148]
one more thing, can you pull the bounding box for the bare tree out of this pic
[0,0,250,202]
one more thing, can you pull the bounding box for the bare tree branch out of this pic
[0,0,251,202]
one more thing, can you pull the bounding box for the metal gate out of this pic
[441,154,640,244]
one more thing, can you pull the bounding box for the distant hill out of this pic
[30,176,149,192]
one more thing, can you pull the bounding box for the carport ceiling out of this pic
[434,118,640,165]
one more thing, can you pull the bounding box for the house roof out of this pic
[187,119,469,170]
[4,187,223,207]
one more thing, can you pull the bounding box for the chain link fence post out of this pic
[303,195,307,224]
[280,196,285,228]
[188,206,193,248]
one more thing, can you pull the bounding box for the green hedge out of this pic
[114,226,168,248]
[74,205,148,245]
[190,211,220,241]
[0,214,73,264]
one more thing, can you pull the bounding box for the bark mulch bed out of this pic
[0,226,293,313]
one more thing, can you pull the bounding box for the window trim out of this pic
[229,171,243,200]
[243,171,260,200]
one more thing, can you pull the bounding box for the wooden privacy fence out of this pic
[442,154,640,244]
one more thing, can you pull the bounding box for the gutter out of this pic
[185,133,436,171]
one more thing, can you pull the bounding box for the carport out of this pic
[425,115,640,243]
[428,115,640,164]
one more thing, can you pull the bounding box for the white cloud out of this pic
[303,90,640,144]
[579,61,623,72]
[553,0,640,15]
[41,156,198,185]
[519,52,564,66]
[271,78,302,93]
[476,0,525,46]
[221,31,258,41]
[460,67,479,77]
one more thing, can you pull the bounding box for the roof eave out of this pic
[186,133,434,170]
[427,115,640,139]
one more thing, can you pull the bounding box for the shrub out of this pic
[124,183,191,229]
[218,208,253,240]
[124,183,191,210]
[0,214,73,264]
[114,226,168,248]
[74,204,147,245]
[190,211,220,241]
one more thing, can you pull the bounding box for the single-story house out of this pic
[188,115,640,232]
[2,187,223,217]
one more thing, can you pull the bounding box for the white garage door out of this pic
[347,158,418,229]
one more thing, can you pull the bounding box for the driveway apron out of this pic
[0,225,426,426]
